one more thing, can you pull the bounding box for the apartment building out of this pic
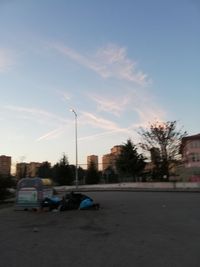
[16,162,29,179]
[102,145,123,172]
[16,161,49,178]
[0,155,11,177]
[27,162,42,177]
[181,134,200,168]
[102,153,114,171]
[180,134,200,181]
[87,155,98,170]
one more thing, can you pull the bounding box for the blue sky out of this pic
[0,0,200,171]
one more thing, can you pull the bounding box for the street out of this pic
[0,191,200,267]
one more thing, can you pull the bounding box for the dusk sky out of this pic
[0,0,200,171]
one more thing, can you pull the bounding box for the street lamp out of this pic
[70,109,78,190]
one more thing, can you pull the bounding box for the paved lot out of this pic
[1,191,200,267]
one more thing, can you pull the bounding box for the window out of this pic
[190,153,200,162]
[190,140,200,148]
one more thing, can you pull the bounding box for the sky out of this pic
[0,0,200,171]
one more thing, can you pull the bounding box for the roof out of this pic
[182,133,200,143]
[180,133,200,154]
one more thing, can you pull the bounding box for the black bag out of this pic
[60,192,91,211]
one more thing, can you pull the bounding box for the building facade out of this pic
[16,161,51,178]
[181,134,200,168]
[0,155,11,177]
[16,162,29,179]
[102,145,123,172]
[180,134,200,181]
[27,162,42,177]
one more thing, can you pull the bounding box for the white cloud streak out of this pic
[52,43,150,86]
[5,105,69,125]
[89,94,130,116]
[78,128,131,141]
[36,127,66,141]
[4,105,73,142]
[80,111,132,134]
[50,42,165,130]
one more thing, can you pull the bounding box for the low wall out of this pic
[55,182,200,193]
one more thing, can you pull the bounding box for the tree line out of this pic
[36,120,187,184]
[0,120,187,201]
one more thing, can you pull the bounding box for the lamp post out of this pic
[70,109,78,190]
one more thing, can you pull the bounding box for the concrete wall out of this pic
[55,182,200,192]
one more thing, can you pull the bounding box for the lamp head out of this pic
[70,108,77,116]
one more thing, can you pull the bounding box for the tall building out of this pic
[27,162,42,177]
[102,153,114,171]
[102,145,123,172]
[16,162,29,179]
[87,155,98,170]
[16,162,43,178]
[0,155,11,177]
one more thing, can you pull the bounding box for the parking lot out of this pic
[1,191,200,267]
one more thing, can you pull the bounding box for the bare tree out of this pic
[138,121,187,179]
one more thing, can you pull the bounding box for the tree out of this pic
[115,139,146,181]
[77,166,86,185]
[138,120,187,179]
[85,161,100,184]
[0,175,16,202]
[52,154,73,185]
[38,161,52,178]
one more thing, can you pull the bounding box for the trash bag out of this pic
[79,198,94,209]
[79,198,100,210]
[60,192,92,211]
[41,196,61,211]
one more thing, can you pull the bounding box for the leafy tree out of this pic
[0,175,16,202]
[52,154,73,185]
[138,120,187,179]
[85,161,100,184]
[68,165,86,185]
[115,139,146,181]
[38,161,52,178]
[77,166,86,185]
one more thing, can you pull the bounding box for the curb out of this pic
[55,187,200,193]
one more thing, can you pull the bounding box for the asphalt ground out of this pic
[0,191,200,267]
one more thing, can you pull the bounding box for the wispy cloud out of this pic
[0,48,15,72]
[36,110,132,142]
[51,42,163,129]
[88,87,165,126]
[78,128,132,141]
[80,111,132,134]
[89,94,130,116]
[4,105,74,142]
[95,44,150,85]
[52,43,150,86]
[36,127,66,141]
[78,111,135,142]
[4,105,69,125]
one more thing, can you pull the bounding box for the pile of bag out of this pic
[41,192,100,211]
[60,192,100,211]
